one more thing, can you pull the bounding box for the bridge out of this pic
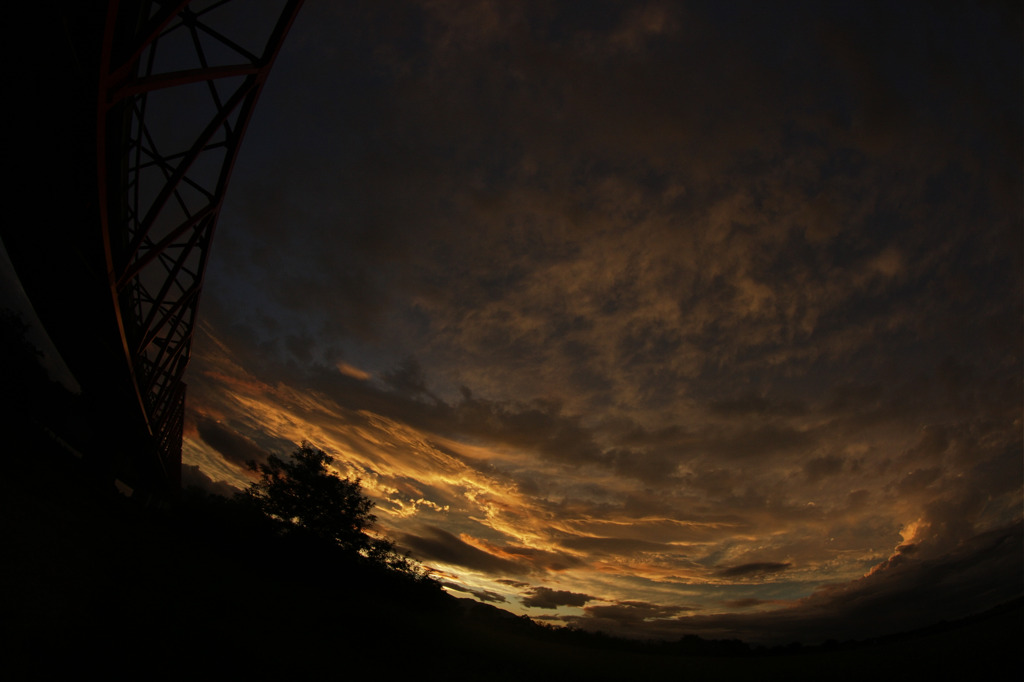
[3,1,303,500]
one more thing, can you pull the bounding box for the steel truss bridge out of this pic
[3,0,303,499]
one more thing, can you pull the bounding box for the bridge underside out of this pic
[5,1,157,492]
[4,1,302,499]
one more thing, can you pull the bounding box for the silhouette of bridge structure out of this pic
[3,1,303,499]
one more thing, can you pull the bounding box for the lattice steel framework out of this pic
[97,0,303,487]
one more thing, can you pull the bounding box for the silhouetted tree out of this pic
[237,442,432,582]
[239,442,375,553]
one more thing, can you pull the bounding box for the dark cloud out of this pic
[453,395,607,467]
[582,600,692,626]
[895,467,942,496]
[382,356,433,399]
[716,563,792,579]
[722,598,773,609]
[609,421,817,470]
[398,526,526,575]
[609,447,683,485]
[560,523,1023,644]
[708,394,807,418]
[522,587,594,609]
[560,535,669,557]
[494,544,586,573]
[710,426,817,460]
[790,522,1024,641]
[291,361,615,471]
[194,416,269,468]
[804,454,844,482]
[440,582,507,604]
[680,523,1023,645]
[180,464,238,498]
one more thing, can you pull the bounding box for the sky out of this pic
[179,0,1022,644]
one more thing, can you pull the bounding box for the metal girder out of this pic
[96,0,304,490]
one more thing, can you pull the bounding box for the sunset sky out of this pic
[180,0,1022,643]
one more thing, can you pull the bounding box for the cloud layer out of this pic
[182,0,1022,643]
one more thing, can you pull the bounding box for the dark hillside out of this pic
[1,317,1019,680]
[4,416,1020,681]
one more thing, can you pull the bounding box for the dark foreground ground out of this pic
[3,416,1021,681]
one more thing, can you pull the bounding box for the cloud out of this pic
[521,587,594,609]
[709,394,807,418]
[382,356,433,399]
[180,464,238,498]
[336,361,371,381]
[560,522,1023,644]
[689,522,1022,644]
[716,563,793,579]
[180,0,1021,645]
[721,598,774,609]
[560,535,669,557]
[895,467,942,495]
[194,416,270,468]
[398,525,527,575]
[803,455,844,482]
[484,543,587,573]
[439,582,507,604]
[582,600,692,626]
